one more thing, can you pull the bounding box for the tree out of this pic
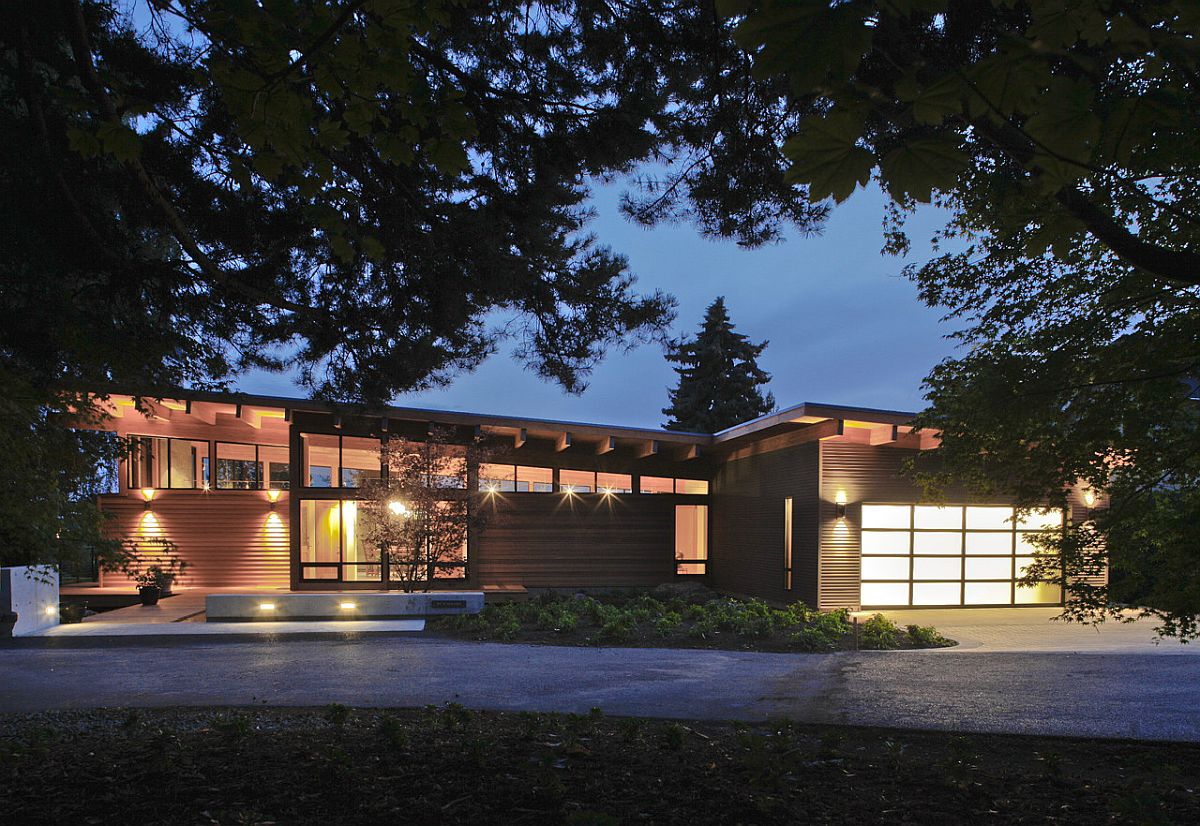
[1,0,827,567]
[359,428,494,591]
[718,0,1200,636]
[662,297,774,433]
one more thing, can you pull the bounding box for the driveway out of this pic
[2,610,1198,742]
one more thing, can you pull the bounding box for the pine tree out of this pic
[662,298,775,433]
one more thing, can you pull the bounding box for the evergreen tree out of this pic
[663,298,774,433]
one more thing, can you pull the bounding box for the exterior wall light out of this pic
[1082,488,1096,508]
[834,490,847,520]
[45,604,58,616]
[388,500,410,517]
[266,489,282,509]
[601,486,615,496]
[339,601,357,610]
[141,488,156,509]
[259,602,275,611]
[561,485,576,495]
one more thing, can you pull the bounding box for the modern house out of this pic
[85,390,1099,610]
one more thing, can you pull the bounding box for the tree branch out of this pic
[1055,188,1200,288]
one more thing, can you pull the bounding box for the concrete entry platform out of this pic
[205,590,484,622]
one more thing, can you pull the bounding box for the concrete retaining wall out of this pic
[1,566,60,636]
[206,591,484,621]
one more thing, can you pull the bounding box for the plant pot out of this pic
[61,603,87,624]
[139,586,161,606]
[0,611,16,638]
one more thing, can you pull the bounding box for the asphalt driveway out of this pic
[3,608,1199,741]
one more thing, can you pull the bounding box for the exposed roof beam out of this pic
[676,444,701,461]
[636,439,660,459]
[514,428,527,449]
[555,432,573,452]
[596,435,616,455]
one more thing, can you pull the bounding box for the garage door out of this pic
[859,504,1064,607]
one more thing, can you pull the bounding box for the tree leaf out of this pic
[879,136,968,203]
[782,113,874,203]
[96,121,141,162]
[1023,77,1100,163]
[907,74,967,126]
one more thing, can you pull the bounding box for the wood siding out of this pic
[710,441,820,606]
[470,494,680,588]
[818,442,936,611]
[99,492,290,589]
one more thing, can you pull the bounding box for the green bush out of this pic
[688,616,719,639]
[860,613,901,650]
[493,615,521,641]
[905,624,948,647]
[653,611,683,637]
[598,613,636,642]
[788,627,839,652]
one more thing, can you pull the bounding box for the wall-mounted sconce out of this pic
[141,488,156,510]
[1082,488,1096,509]
[266,489,282,509]
[388,500,410,517]
[835,490,847,520]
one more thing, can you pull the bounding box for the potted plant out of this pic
[104,537,188,606]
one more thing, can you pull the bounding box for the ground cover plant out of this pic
[430,589,952,652]
[2,706,1197,825]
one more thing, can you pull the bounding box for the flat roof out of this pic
[88,386,919,446]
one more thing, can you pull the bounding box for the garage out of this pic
[859,504,1064,607]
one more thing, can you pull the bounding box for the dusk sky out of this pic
[240,181,958,428]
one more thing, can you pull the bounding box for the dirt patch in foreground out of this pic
[1,706,1196,824]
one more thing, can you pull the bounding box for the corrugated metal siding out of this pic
[99,492,290,589]
[471,494,679,588]
[710,441,819,606]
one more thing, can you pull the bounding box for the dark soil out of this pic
[1,707,1196,825]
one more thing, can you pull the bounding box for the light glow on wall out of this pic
[340,601,357,610]
[259,602,275,611]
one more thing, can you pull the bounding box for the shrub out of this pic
[653,611,683,637]
[734,612,775,638]
[492,615,521,641]
[905,624,949,647]
[861,613,901,650]
[598,613,636,642]
[779,601,818,627]
[788,627,839,652]
[688,616,719,639]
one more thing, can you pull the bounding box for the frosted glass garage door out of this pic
[859,505,1064,607]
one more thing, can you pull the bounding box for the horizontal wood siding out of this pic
[471,494,678,588]
[710,441,819,605]
[818,442,927,611]
[99,492,290,589]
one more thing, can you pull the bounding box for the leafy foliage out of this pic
[721,0,1200,637]
[438,591,949,651]
[662,297,775,432]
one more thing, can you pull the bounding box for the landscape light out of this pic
[561,484,576,495]
[340,602,357,610]
[601,486,615,496]
[259,602,275,611]
[45,605,58,616]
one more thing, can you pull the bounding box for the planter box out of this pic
[1,566,60,637]
[205,591,484,622]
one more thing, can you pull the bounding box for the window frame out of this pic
[674,503,709,576]
[214,440,289,490]
[126,435,210,490]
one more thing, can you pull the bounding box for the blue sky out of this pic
[240,182,958,428]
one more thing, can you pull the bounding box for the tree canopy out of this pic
[724,0,1200,635]
[662,297,775,433]
[0,0,823,566]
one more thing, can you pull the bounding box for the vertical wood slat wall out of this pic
[709,441,820,606]
[99,493,290,589]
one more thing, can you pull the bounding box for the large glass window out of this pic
[299,499,380,582]
[784,497,793,590]
[215,442,289,490]
[675,504,708,575]
[860,504,1064,607]
[676,479,709,495]
[560,469,595,493]
[596,472,633,494]
[301,433,380,488]
[128,436,208,489]
[516,466,553,492]
[479,463,517,492]
[639,476,674,494]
